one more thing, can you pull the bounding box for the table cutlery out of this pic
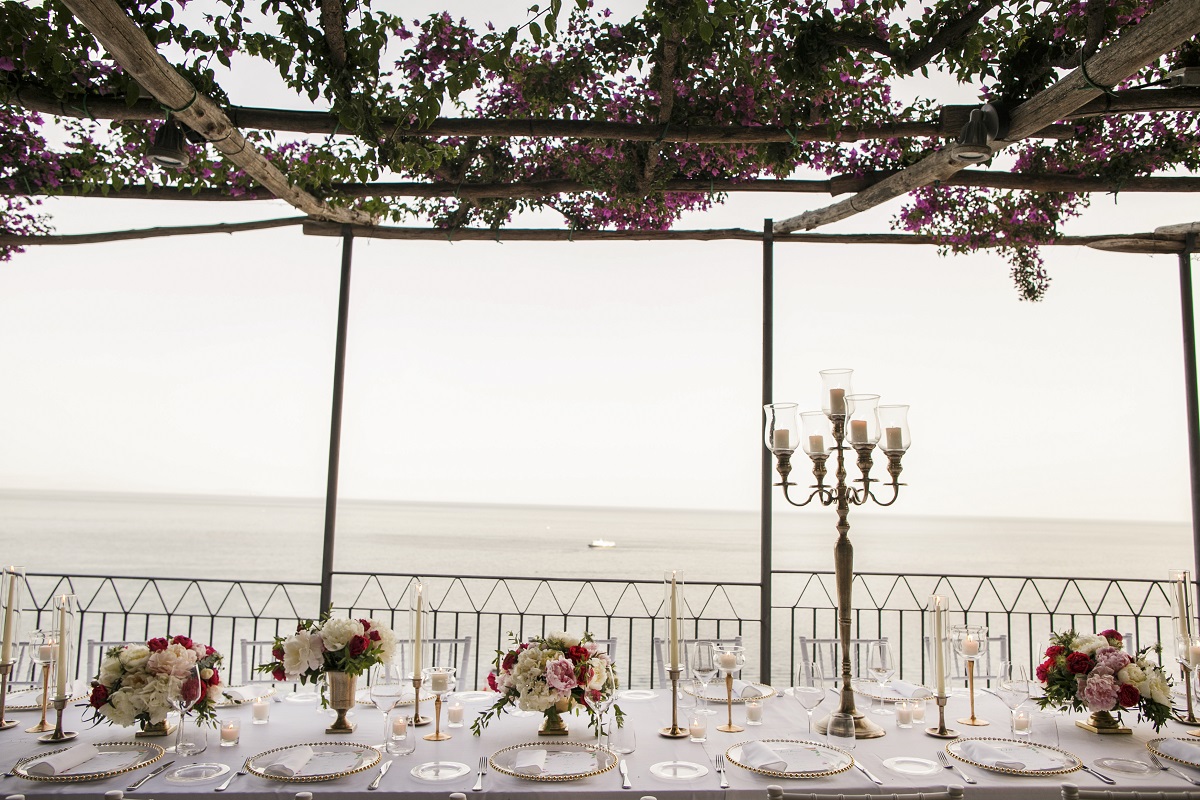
[1150,752,1200,785]
[471,756,486,792]
[715,754,729,789]
[937,751,977,784]
[367,759,392,790]
[214,763,246,792]
[1081,764,1116,785]
[619,758,631,789]
[853,762,883,785]
[126,760,175,791]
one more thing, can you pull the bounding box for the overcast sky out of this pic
[0,1,1196,523]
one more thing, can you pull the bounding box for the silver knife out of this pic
[126,760,175,791]
[368,760,392,790]
[854,762,883,785]
[1081,765,1116,785]
[619,759,631,789]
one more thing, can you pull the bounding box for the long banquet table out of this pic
[3,686,1200,799]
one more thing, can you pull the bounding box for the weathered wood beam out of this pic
[774,0,1200,233]
[0,216,305,246]
[939,88,1200,131]
[1159,221,1200,236]
[55,0,374,226]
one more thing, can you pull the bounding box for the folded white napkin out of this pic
[511,749,547,776]
[956,741,1062,771]
[888,679,933,698]
[733,680,764,698]
[223,684,267,703]
[738,741,790,772]
[262,746,315,777]
[26,744,98,777]
[1158,739,1200,765]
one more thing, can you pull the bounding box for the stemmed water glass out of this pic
[995,661,1031,733]
[170,665,206,755]
[791,661,826,734]
[370,663,406,748]
[593,668,619,744]
[689,641,718,716]
[866,641,895,716]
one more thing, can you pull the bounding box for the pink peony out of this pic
[1094,646,1131,673]
[1082,672,1119,712]
[545,657,579,693]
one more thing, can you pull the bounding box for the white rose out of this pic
[587,659,610,691]
[1117,663,1146,688]
[98,656,123,687]
[200,668,214,681]
[365,619,397,663]
[1145,670,1171,706]
[101,688,139,727]
[319,618,364,652]
[547,632,580,648]
[119,644,151,671]
[1071,635,1108,655]
[283,629,325,678]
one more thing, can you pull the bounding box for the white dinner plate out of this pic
[649,760,708,780]
[882,757,941,776]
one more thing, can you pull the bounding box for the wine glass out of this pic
[995,660,1031,733]
[866,641,895,716]
[370,663,406,748]
[791,661,826,734]
[593,667,619,743]
[689,641,718,716]
[170,665,206,756]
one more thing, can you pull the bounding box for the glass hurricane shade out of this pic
[662,570,687,671]
[844,394,881,445]
[877,404,911,452]
[763,403,799,454]
[1170,569,1196,663]
[950,624,988,659]
[799,411,832,456]
[819,369,853,418]
[713,644,744,674]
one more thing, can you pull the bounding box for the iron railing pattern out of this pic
[16,570,1185,689]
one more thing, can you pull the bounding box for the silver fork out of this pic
[471,756,486,792]
[715,754,729,789]
[215,763,247,792]
[937,751,977,785]
[1150,753,1200,786]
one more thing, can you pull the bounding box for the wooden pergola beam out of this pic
[0,216,305,246]
[56,0,374,226]
[774,0,1200,234]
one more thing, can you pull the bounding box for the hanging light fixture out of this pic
[146,118,190,168]
[950,103,1002,164]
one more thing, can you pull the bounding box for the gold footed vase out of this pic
[1076,709,1131,735]
[137,719,176,737]
[539,699,571,736]
[325,672,357,734]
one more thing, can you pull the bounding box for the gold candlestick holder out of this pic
[424,693,449,741]
[38,696,77,743]
[411,677,430,726]
[26,661,54,733]
[957,659,988,726]
[717,672,743,733]
[0,660,17,730]
[659,668,688,738]
[925,694,958,739]
[1178,663,1200,726]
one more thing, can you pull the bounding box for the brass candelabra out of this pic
[766,372,910,741]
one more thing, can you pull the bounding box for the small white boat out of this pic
[588,539,616,549]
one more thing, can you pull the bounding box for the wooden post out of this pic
[760,219,774,685]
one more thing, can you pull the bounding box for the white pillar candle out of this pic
[39,642,55,663]
[413,584,424,676]
[55,598,69,696]
[688,717,706,741]
[1177,578,1194,643]
[962,635,979,657]
[896,702,913,726]
[745,699,762,724]
[885,426,903,450]
[447,702,464,724]
[911,697,926,722]
[716,652,737,670]
[808,434,824,454]
[772,429,790,450]
[932,597,946,697]
[220,720,240,742]
[252,700,270,723]
[0,569,16,663]
[829,389,846,415]
[1189,643,1200,668]
[392,715,408,736]
[430,671,449,693]
[1013,708,1032,734]
[668,572,679,669]
[849,420,868,443]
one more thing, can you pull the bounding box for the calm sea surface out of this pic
[0,488,1192,583]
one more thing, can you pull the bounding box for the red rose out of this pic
[487,672,498,691]
[567,646,589,664]
[209,669,220,687]
[1045,645,1065,659]
[369,630,381,642]
[359,619,372,631]
[1035,660,1052,682]
[272,667,287,682]
[502,651,518,672]
[147,637,169,652]
[1117,683,1141,707]
[272,646,284,660]
[89,684,109,707]
[348,635,369,657]
[205,645,216,656]
[171,635,194,649]
[1066,652,1092,674]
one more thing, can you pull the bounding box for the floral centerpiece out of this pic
[472,632,623,737]
[1036,629,1172,732]
[256,613,396,733]
[86,635,223,731]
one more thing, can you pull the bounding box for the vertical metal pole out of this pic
[1179,233,1200,582]
[760,219,774,684]
[319,227,355,614]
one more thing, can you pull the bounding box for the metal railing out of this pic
[15,570,1186,690]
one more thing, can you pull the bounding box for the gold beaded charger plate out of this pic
[244,742,380,783]
[1147,738,1200,769]
[355,688,435,706]
[215,683,276,707]
[685,682,776,703]
[850,679,934,703]
[12,741,165,782]
[488,741,618,782]
[5,689,86,711]
[724,739,854,779]
[947,737,1082,776]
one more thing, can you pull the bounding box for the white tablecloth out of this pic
[1,686,1196,799]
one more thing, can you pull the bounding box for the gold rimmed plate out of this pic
[488,741,618,782]
[947,737,1082,776]
[725,739,854,779]
[686,682,776,703]
[851,679,934,703]
[216,684,276,707]
[1148,737,1200,769]
[244,742,380,783]
[4,689,86,711]
[13,741,164,782]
